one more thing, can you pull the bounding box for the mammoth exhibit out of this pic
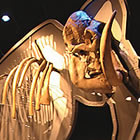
[0,0,140,139]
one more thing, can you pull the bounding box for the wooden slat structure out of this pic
[0,0,140,140]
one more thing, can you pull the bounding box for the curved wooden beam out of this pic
[29,60,46,116]
[18,57,39,87]
[2,66,18,104]
[12,57,32,118]
[40,63,53,105]
[35,61,50,111]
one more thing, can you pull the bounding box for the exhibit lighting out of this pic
[138,98,140,103]
[125,96,132,101]
[1,15,10,22]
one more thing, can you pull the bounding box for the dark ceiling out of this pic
[0,0,85,57]
[0,0,139,58]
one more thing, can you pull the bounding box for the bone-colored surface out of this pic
[40,63,53,105]
[2,66,18,105]
[35,62,49,111]
[29,60,46,116]
[0,20,74,140]
[100,10,123,86]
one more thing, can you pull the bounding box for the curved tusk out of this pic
[12,57,32,118]
[18,58,39,87]
[29,60,46,116]
[100,10,122,86]
[35,61,49,111]
[40,63,53,105]
[2,66,18,105]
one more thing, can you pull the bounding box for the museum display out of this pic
[0,0,140,139]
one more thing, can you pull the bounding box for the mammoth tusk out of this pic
[29,60,46,116]
[2,66,18,105]
[100,10,122,86]
[18,57,40,87]
[35,61,49,111]
[12,57,32,118]
[40,63,53,105]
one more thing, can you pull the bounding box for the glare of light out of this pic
[91,92,95,96]
[97,93,102,96]
[125,96,132,101]
[138,98,140,103]
[2,15,10,22]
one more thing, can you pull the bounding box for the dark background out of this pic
[0,0,140,58]
[0,0,139,139]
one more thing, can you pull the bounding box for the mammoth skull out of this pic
[63,10,123,93]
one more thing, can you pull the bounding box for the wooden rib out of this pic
[12,57,31,118]
[35,62,49,111]
[17,91,25,123]
[40,64,53,105]
[32,42,43,59]
[2,66,18,105]
[29,60,46,116]
[18,57,39,87]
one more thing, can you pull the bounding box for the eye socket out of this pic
[79,50,88,55]
[80,50,85,55]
